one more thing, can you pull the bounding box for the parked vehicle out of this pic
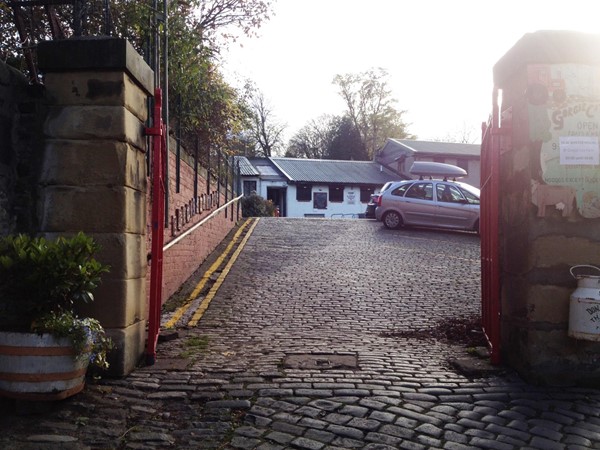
[365,181,395,219]
[375,178,480,232]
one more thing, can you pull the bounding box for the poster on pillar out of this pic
[527,63,600,219]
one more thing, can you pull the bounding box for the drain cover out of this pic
[283,353,358,370]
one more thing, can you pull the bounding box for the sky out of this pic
[222,0,600,146]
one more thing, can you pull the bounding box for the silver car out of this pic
[375,179,480,232]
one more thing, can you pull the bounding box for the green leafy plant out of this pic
[0,232,112,370]
[33,311,113,370]
[241,193,276,217]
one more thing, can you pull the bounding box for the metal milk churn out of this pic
[568,265,600,341]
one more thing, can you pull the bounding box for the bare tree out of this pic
[434,122,480,144]
[333,68,411,159]
[249,90,286,157]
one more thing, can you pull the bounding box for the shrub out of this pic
[241,193,276,217]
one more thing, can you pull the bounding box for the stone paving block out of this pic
[346,417,381,431]
[529,436,566,450]
[296,389,334,398]
[299,417,328,429]
[230,436,262,449]
[259,389,294,397]
[496,434,527,447]
[266,431,295,444]
[271,421,305,435]
[256,443,285,450]
[379,423,414,439]
[330,436,364,448]
[271,412,302,424]
[415,433,443,448]
[295,406,323,418]
[415,422,444,438]
[365,432,402,449]
[326,424,365,440]
[304,429,336,444]
[339,405,369,418]
[468,437,513,450]
[485,423,530,441]
[443,442,474,450]
[291,436,326,450]
[368,411,396,423]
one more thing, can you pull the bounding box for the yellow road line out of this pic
[163,218,253,329]
[188,218,260,327]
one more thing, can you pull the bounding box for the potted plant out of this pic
[0,232,112,400]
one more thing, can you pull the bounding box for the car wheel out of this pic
[383,211,403,229]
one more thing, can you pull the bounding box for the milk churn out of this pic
[568,265,600,341]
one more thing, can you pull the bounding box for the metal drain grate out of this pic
[283,353,358,370]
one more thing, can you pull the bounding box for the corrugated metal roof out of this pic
[234,156,260,176]
[270,157,399,185]
[390,139,480,157]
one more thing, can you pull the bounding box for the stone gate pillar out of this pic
[493,31,600,385]
[37,38,153,376]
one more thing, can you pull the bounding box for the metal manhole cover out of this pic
[283,353,358,370]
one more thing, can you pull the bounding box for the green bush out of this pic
[0,232,110,330]
[241,193,276,217]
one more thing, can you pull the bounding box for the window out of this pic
[297,183,311,201]
[313,192,327,209]
[391,184,410,196]
[436,183,464,203]
[243,180,257,196]
[405,182,433,201]
[360,186,374,203]
[460,188,480,205]
[329,185,344,202]
[433,156,445,163]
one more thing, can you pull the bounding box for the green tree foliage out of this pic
[285,114,367,161]
[327,116,368,161]
[1,0,273,154]
[285,115,336,159]
[333,67,413,159]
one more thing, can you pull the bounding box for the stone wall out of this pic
[0,61,45,235]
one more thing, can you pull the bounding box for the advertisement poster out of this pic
[528,64,600,218]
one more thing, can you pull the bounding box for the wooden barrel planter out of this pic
[0,331,89,401]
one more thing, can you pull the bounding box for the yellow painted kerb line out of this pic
[163,218,254,329]
[188,217,259,327]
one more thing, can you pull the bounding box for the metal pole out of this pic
[163,0,170,227]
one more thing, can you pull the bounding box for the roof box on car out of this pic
[409,161,467,180]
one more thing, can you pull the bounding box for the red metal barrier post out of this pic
[145,88,166,365]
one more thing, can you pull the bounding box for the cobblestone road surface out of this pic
[1,218,600,449]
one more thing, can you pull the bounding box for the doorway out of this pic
[267,187,287,217]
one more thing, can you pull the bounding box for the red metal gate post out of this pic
[145,88,166,365]
[480,88,502,365]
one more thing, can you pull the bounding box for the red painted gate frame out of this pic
[480,88,502,365]
[145,88,166,365]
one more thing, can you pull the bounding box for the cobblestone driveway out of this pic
[1,218,600,449]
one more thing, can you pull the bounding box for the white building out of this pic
[237,157,402,218]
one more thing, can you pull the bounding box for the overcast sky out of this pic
[222,0,600,146]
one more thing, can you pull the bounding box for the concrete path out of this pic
[1,218,600,449]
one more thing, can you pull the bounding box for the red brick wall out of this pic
[146,144,239,304]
